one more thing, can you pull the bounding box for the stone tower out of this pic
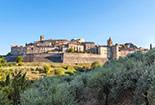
[115,44,119,60]
[107,37,113,47]
[40,35,45,41]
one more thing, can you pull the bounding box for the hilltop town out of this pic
[8,35,148,63]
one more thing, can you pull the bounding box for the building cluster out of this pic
[11,35,148,60]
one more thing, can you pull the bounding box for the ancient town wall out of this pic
[6,53,108,63]
[62,53,108,63]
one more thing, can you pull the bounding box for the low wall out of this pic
[63,53,108,63]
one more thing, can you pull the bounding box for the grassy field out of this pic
[1,62,103,80]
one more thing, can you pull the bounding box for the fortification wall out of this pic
[6,53,63,63]
[7,53,108,63]
[5,55,19,62]
[63,53,108,63]
[23,53,63,62]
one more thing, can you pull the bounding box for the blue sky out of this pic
[0,0,155,55]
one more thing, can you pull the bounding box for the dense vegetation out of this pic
[120,43,138,49]
[0,50,155,105]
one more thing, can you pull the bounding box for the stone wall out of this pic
[62,53,108,63]
[6,55,19,62]
[6,53,108,63]
[6,53,63,63]
[23,53,63,62]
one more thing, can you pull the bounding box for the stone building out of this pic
[11,45,26,55]
[10,35,148,62]
[82,42,96,53]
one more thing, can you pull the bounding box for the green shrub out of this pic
[36,67,44,74]
[66,66,76,72]
[0,69,13,81]
[133,64,155,105]
[147,83,155,104]
[18,63,24,66]
[82,66,89,71]
[0,57,8,67]
[47,50,51,53]
[16,56,23,63]
[68,48,74,53]
[91,61,100,69]
[50,64,55,68]
[0,72,31,105]
[20,77,76,105]
[43,65,51,75]
[52,68,65,76]
[8,62,17,67]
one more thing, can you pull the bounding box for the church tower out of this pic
[107,37,113,47]
[40,35,45,41]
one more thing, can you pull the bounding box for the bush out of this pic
[18,63,24,66]
[52,68,65,76]
[20,77,76,105]
[43,65,51,75]
[68,48,74,53]
[0,57,8,67]
[147,83,155,104]
[8,62,17,67]
[91,61,100,69]
[0,72,31,105]
[16,56,23,63]
[47,50,51,53]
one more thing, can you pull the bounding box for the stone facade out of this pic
[10,36,148,62]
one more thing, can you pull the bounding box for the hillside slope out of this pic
[20,50,155,105]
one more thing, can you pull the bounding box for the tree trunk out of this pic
[144,92,149,105]
[105,93,109,105]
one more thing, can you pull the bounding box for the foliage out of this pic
[121,43,137,49]
[18,63,24,66]
[52,68,65,76]
[20,77,76,105]
[0,71,32,105]
[43,65,51,75]
[68,48,74,53]
[7,52,11,56]
[91,61,100,69]
[147,82,155,105]
[0,69,13,81]
[2,50,155,105]
[8,62,17,67]
[65,66,76,74]
[47,50,51,53]
[0,57,8,67]
[16,56,23,63]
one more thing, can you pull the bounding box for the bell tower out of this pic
[107,37,113,47]
[40,35,45,41]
